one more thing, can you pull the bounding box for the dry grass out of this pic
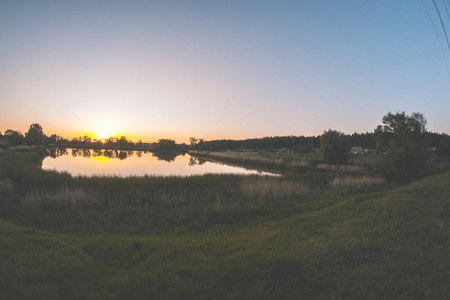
[317,164,367,172]
[289,159,311,167]
[211,151,284,163]
[189,150,311,168]
[331,176,384,189]
[21,187,98,214]
[0,179,13,196]
[240,177,309,199]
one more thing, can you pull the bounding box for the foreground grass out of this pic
[1,150,449,299]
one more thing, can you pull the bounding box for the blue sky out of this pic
[1,0,449,142]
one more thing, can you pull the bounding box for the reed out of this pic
[240,177,310,200]
[331,175,384,189]
[2,150,450,299]
[189,150,310,171]
[0,178,13,197]
[317,163,366,173]
[21,186,98,214]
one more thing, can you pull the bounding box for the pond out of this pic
[41,149,278,177]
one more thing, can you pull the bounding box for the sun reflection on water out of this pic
[42,150,278,177]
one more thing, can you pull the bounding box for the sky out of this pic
[1,0,450,143]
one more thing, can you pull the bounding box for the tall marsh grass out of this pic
[189,150,310,171]
[0,179,13,196]
[317,164,367,173]
[21,187,98,214]
[240,177,310,199]
[331,176,384,189]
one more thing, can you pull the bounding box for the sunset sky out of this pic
[1,0,449,143]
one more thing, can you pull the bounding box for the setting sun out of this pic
[95,131,113,140]
[83,132,110,141]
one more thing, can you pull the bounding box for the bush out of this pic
[319,130,350,164]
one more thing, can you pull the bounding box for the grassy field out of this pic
[1,149,449,299]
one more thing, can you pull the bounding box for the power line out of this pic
[421,0,450,77]
[442,0,450,23]
[432,0,450,52]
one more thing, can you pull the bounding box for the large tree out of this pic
[4,129,25,145]
[374,112,428,182]
[25,123,45,146]
[319,129,350,164]
[436,137,450,157]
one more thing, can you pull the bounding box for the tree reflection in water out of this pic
[41,148,279,177]
[151,151,181,162]
[189,157,207,166]
[46,148,68,158]
[44,148,186,162]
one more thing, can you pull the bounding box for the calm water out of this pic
[42,149,277,177]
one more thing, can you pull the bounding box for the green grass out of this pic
[1,150,449,299]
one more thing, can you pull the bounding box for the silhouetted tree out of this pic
[91,139,102,149]
[56,136,69,148]
[118,136,129,148]
[319,130,350,164]
[25,123,45,146]
[105,137,118,148]
[190,137,199,146]
[435,136,450,157]
[349,132,376,149]
[4,129,25,145]
[79,135,92,146]
[47,134,58,145]
[193,136,320,152]
[154,139,177,151]
[71,137,80,148]
[374,112,428,182]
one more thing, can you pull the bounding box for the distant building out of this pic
[350,147,363,155]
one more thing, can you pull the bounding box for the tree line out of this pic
[193,113,447,184]
[2,113,450,183]
[189,130,448,156]
[0,123,187,152]
[189,133,378,153]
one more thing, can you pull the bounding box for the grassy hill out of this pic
[1,150,449,299]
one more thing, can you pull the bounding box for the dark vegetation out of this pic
[1,147,449,299]
[319,129,350,164]
[0,123,187,153]
[2,119,449,159]
[374,112,429,183]
[1,112,450,298]
[189,132,377,153]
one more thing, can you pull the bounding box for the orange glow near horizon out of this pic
[56,128,189,144]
